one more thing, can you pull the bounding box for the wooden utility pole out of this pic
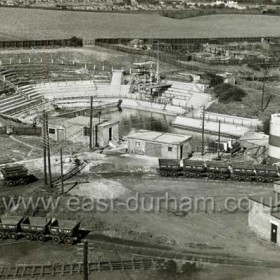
[201,106,205,156]
[261,76,265,112]
[42,111,48,187]
[60,147,64,194]
[44,111,52,188]
[218,120,221,159]
[83,241,89,280]
[89,96,93,150]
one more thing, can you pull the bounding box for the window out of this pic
[49,128,55,134]
[135,142,140,147]
[168,147,172,152]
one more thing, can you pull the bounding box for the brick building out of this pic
[127,129,192,160]
[46,116,119,147]
[248,181,280,245]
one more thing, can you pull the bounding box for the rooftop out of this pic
[240,132,269,147]
[127,130,192,145]
[271,211,280,220]
[48,116,118,128]
[249,191,280,208]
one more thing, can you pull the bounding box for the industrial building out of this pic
[268,114,280,164]
[46,116,119,147]
[127,129,192,159]
[248,181,280,245]
[172,116,250,139]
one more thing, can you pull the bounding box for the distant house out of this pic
[127,129,192,159]
[128,39,144,49]
[248,181,280,245]
[46,116,119,147]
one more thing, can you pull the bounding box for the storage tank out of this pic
[268,114,280,164]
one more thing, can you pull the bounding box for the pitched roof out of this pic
[249,191,280,208]
[127,130,191,145]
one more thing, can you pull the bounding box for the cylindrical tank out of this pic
[268,114,280,164]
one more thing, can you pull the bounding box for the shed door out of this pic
[57,129,64,142]
[146,142,161,158]
[180,145,183,159]
[271,224,277,243]
[109,127,112,141]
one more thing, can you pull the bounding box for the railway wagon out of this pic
[183,160,207,178]
[20,217,51,241]
[230,162,255,182]
[48,219,81,245]
[157,159,182,177]
[0,165,33,186]
[158,159,280,183]
[0,216,81,244]
[0,216,24,239]
[254,165,279,183]
[206,161,231,180]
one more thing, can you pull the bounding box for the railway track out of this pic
[98,171,273,187]
[0,258,165,278]
[81,239,280,269]
[52,161,88,186]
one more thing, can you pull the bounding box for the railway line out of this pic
[98,171,274,188]
[81,239,280,269]
[0,258,164,278]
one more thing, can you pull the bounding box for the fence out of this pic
[0,258,164,278]
[94,42,218,74]
[12,127,42,136]
[0,37,83,50]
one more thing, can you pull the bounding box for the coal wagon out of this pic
[20,217,51,241]
[230,162,256,182]
[183,160,207,178]
[205,161,231,180]
[254,165,280,183]
[48,219,81,245]
[0,216,82,245]
[157,159,182,177]
[0,216,24,239]
[0,165,34,186]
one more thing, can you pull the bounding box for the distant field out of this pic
[0,8,280,41]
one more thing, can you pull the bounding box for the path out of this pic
[9,135,43,151]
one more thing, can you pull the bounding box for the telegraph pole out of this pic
[83,241,89,280]
[42,111,48,187]
[89,96,93,149]
[60,147,64,194]
[45,111,52,188]
[218,120,221,159]
[201,106,205,156]
[261,76,265,112]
